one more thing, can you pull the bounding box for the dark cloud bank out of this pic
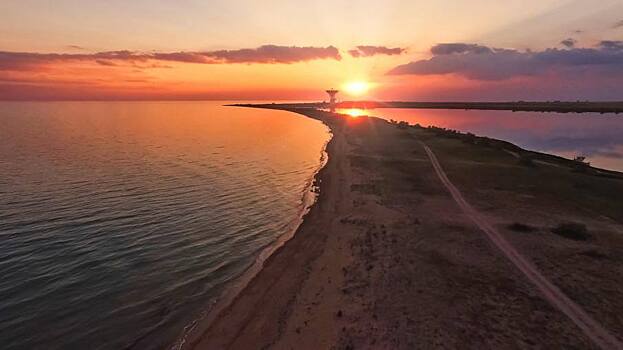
[0,45,342,71]
[388,41,623,80]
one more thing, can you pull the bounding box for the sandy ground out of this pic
[184,109,623,350]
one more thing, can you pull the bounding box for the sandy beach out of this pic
[182,108,623,350]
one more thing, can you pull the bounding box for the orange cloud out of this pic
[0,45,342,72]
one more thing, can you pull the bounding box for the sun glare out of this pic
[343,81,370,96]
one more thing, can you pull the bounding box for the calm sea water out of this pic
[0,101,330,350]
[338,108,623,172]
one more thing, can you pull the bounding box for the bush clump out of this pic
[397,121,409,129]
[518,154,535,167]
[572,156,590,173]
[507,222,537,232]
[461,132,477,145]
[551,222,590,241]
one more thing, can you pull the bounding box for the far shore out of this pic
[229,100,623,114]
[181,106,623,349]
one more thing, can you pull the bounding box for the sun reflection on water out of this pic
[338,108,367,118]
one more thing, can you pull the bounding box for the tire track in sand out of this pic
[420,141,622,350]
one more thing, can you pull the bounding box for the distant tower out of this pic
[326,89,339,112]
[326,89,339,105]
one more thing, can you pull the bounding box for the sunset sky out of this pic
[1,0,623,101]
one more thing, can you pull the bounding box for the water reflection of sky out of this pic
[336,108,623,172]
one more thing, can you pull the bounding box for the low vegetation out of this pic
[389,119,410,129]
[572,156,591,173]
[507,222,537,232]
[551,222,590,241]
[518,153,535,167]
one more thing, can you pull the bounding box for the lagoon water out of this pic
[339,108,623,172]
[0,102,330,350]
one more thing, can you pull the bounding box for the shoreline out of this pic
[179,109,347,349]
[173,112,333,350]
[182,107,623,349]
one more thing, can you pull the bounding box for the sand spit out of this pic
[183,108,623,349]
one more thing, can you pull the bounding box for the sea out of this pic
[0,101,330,350]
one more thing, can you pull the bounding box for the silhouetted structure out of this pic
[326,89,339,112]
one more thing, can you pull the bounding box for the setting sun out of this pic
[343,81,370,96]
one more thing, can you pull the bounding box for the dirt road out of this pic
[420,141,622,350]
